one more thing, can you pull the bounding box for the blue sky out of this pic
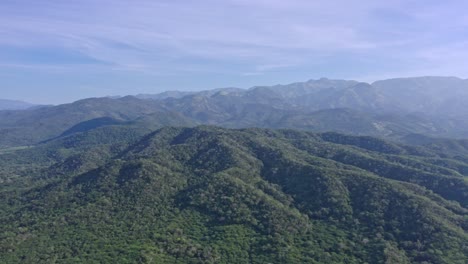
[1,0,467,104]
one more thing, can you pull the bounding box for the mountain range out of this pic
[1,76,468,263]
[1,76,468,148]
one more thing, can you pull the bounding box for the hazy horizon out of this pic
[2,0,468,104]
[1,75,466,105]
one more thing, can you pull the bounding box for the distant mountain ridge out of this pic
[143,76,468,117]
[0,99,37,110]
[1,76,468,148]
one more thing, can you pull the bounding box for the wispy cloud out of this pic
[0,1,387,70]
[1,0,467,102]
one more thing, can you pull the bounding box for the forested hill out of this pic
[2,76,468,148]
[1,125,467,263]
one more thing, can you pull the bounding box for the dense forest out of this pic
[1,125,467,263]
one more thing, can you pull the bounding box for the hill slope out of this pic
[1,76,468,148]
[0,97,195,148]
[1,126,467,263]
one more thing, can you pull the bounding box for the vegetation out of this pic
[1,126,467,263]
[2,77,468,148]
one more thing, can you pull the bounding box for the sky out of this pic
[1,0,467,104]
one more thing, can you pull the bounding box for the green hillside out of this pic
[1,126,467,263]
